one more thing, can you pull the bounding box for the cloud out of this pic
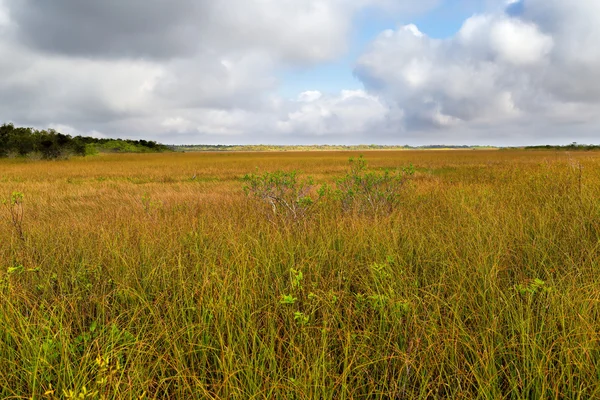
[7,0,204,59]
[0,1,10,28]
[0,0,599,145]
[153,52,279,110]
[521,0,600,102]
[6,0,388,64]
[151,90,390,144]
[276,90,389,138]
[460,15,554,66]
[0,38,163,126]
[1,0,414,144]
[47,124,106,139]
[0,1,391,125]
[354,0,600,142]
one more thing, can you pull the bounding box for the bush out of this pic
[242,170,323,223]
[335,155,414,215]
[242,156,415,222]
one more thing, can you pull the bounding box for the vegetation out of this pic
[1,149,600,398]
[524,142,600,151]
[333,155,414,215]
[175,144,497,152]
[0,123,171,159]
[242,169,321,223]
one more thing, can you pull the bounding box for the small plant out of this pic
[515,278,552,296]
[72,321,101,356]
[392,300,411,317]
[63,386,98,399]
[7,264,24,275]
[355,293,367,311]
[280,294,297,305]
[368,294,388,309]
[1,264,39,291]
[95,354,123,388]
[242,170,323,222]
[328,291,338,304]
[335,156,414,215]
[141,192,163,214]
[290,268,303,290]
[370,257,402,292]
[294,311,310,326]
[370,262,391,281]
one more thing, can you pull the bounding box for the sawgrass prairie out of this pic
[1,150,600,399]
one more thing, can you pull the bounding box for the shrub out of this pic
[242,157,415,221]
[242,170,322,223]
[335,155,414,215]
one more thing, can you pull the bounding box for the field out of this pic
[1,150,600,399]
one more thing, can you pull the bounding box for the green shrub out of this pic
[242,170,323,223]
[242,156,415,221]
[335,155,414,215]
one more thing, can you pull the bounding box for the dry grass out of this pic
[1,150,600,399]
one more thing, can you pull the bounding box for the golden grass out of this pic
[1,150,600,399]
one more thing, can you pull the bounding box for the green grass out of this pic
[0,150,599,399]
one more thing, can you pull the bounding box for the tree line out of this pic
[0,123,171,159]
[524,143,600,151]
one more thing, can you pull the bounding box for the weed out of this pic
[293,311,310,326]
[515,278,552,296]
[280,294,297,305]
[334,155,414,215]
[242,169,323,222]
[290,268,303,291]
[141,192,163,214]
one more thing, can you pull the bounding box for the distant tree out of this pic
[0,123,171,159]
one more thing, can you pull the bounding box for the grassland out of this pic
[1,150,599,399]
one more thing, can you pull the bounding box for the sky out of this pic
[0,0,599,146]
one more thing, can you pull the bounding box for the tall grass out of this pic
[0,150,599,399]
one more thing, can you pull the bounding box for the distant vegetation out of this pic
[174,144,497,152]
[0,123,171,159]
[524,142,600,151]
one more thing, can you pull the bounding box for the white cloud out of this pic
[0,1,9,28]
[297,91,324,103]
[459,15,553,66]
[0,40,164,125]
[522,0,600,102]
[143,90,390,144]
[277,90,388,137]
[356,20,526,128]
[354,1,600,142]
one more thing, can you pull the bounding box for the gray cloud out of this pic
[7,0,205,59]
[6,0,378,63]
